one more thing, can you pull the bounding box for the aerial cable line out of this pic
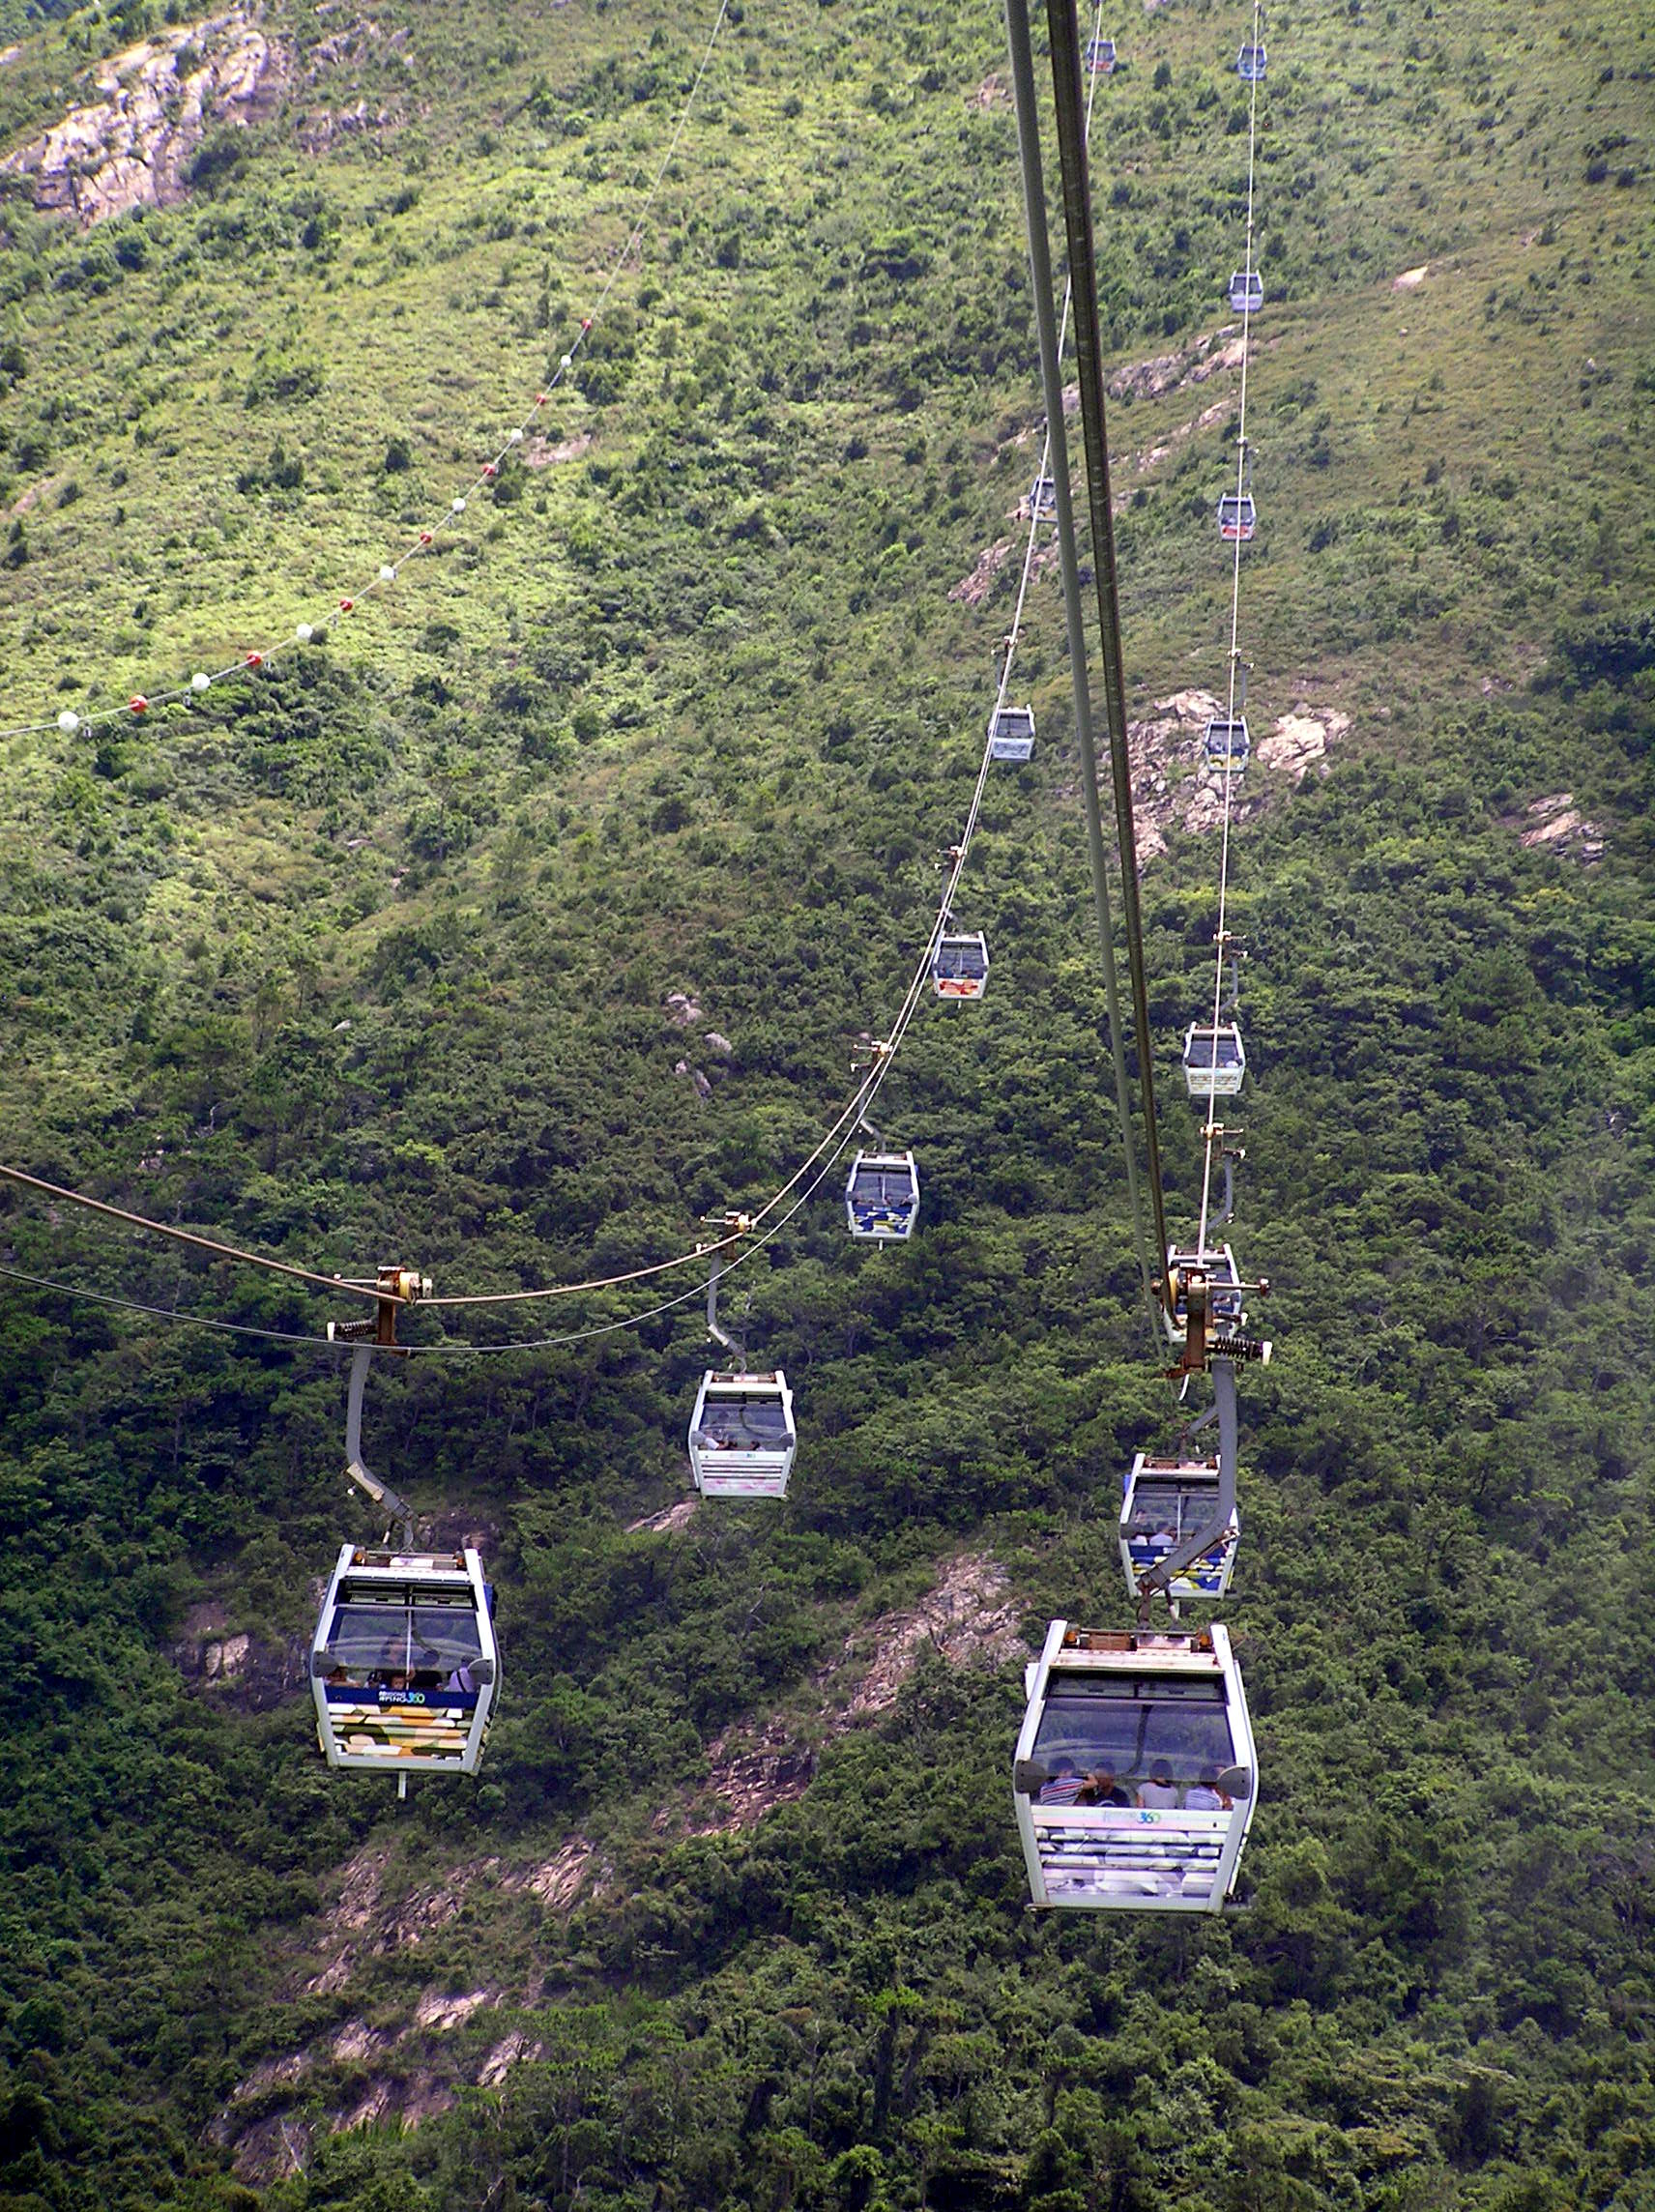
[1197,0,1264,1258]
[1038,0,1173,1296]
[0,0,732,746]
[0,1263,333,1347]
[0,1161,397,1308]
[3,0,1123,1340]
[1002,0,1163,1343]
[870,0,1115,1082]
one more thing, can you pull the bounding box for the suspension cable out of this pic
[0,1162,392,1306]
[4,1,1113,1342]
[1043,0,1172,1284]
[0,1263,333,1346]
[1197,0,1264,1256]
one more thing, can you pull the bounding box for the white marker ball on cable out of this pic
[190,672,211,692]
[560,354,573,369]
[296,623,313,644]
[57,709,79,733]
[379,565,395,583]
[452,496,467,514]
[508,427,524,444]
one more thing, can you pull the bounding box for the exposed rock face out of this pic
[2,13,283,227]
[1126,692,1349,859]
[1108,326,1249,403]
[1257,706,1350,782]
[1518,792,1605,863]
[169,1602,308,1712]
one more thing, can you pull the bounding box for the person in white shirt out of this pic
[1137,1765,1181,1809]
[1183,1765,1231,1812]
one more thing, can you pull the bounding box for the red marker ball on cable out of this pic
[130,695,148,715]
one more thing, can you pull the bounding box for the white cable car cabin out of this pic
[988,705,1036,763]
[1236,41,1266,80]
[687,1369,797,1499]
[1228,268,1263,314]
[1085,36,1117,74]
[1181,1021,1246,1097]
[1217,493,1256,542]
[1013,1620,1256,1911]
[845,1150,919,1240]
[1119,1453,1239,1601]
[1204,715,1251,772]
[311,1546,499,1777]
[932,932,990,1001]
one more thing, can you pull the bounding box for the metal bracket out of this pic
[701,1211,751,1362]
[327,1265,427,1547]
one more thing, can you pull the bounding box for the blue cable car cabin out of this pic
[1204,715,1251,772]
[1217,493,1256,542]
[988,704,1036,762]
[932,932,990,1002]
[687,1369,797,1499]
[1181,1021,1246,1098]
[1028,474,1058,522]
[311,1547,499,1777]
[1236,41,1266,80]
[1013,1621,1257,1911]
[845,1150,919,1241]
[1229,268,1263,314]
[1118,1452,1240,1601]
[1085,35,1117,73]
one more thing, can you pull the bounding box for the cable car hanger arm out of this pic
[1138,1357,1239,1607]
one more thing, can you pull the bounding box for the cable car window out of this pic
[697,1398,792,1447]
[1032,1681,1234,1798]
[852,1170,913,1206]
[1185,1035,1241,1068]
[326,1603,414,1675]
[936,946,987,977]
[1127,1481,1211,1535]
[409,1608,483,1668]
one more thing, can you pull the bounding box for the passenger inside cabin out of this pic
[1039,1758,1085,1805]
[1138,1765,1181,1809]
[1184,1767,1231,1812]
[1075,1767,1131,1807]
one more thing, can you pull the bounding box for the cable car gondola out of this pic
[688,1369,797,1499]
[932,931,990,1001]
[1204,715,1250,773]
[311,1545,499,1778]
[1236,41,1266,81]
[1217,493,1256,542]
[1085,36,1117,74]
[1028,473,1058,523]
[988,704,1036,762]
[1181,1021,1246,1098]
[1012,1620,1256,1911]
[1228,268,1263,314]
[845,1149,919,1240]
[1119,1452,1239,1600]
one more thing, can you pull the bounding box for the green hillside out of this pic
[2,0,1654,2205]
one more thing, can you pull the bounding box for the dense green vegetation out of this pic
[2,0,1654,2204]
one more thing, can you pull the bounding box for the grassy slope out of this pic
[1,0,1654,2206]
